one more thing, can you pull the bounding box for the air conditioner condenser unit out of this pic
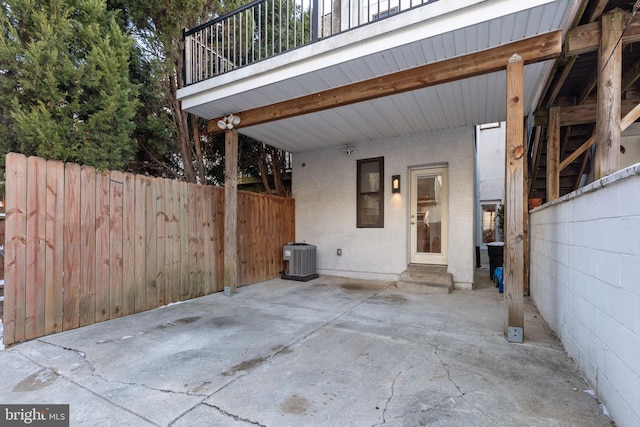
[282,243,319,281]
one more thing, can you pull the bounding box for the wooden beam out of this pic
[528,126,542,195]
[224,128,239,295]
[560,133,595,171]
[576,69,598,105]
[504,53,525,343]
[567,10,640,56]
[535,98,640,127]
[620,101,640,131]
[587,0,609,23]
[575,148,591,191]
[208,31,563,133]
[622,56,640,93]
[595,10,623,179]
[547,106,560,201]
[545,56,578,107]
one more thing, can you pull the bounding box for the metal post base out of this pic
[224,286,234,296]
[507,326,523,343]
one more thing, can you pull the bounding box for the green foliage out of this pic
[0,0,139,170]
[497,204,504,237]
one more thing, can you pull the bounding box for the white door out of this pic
[410,167,448,265]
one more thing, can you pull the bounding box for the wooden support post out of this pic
[505,54,525,343]
[595,10,623,179]
[547,106,560,201]
[224,128,239,295]
[523,121,530,297]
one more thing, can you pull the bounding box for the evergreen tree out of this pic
[0,0,139,170]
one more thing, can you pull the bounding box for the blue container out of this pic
[494,266,504,293]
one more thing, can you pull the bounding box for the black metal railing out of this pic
[184,0,440,85]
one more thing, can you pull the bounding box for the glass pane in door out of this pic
[416,174,443,254]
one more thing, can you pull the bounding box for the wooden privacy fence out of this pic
[3,153,295,346]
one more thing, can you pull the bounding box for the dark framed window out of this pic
[357,157,384,228]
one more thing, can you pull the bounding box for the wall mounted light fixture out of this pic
[392,175,401,193]
[217,114,241,130]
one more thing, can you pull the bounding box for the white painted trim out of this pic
[178,0,557,112]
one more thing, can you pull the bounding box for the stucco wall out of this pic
[530,164,640,427]
[292,127,475,288]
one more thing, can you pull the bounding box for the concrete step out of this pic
[396,265,453,294]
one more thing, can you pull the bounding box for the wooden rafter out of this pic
[208,31,563,133]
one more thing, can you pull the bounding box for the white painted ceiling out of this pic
[178,0,578,153]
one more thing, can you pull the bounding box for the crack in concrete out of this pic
[204,402,268,427]
[373,349,434,426]
[35,339,208,397]
[12,343,162,426]
[432,331,500,424]
[378,370,401,425]
[434,329,464,396]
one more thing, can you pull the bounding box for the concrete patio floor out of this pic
[0,272,613,426]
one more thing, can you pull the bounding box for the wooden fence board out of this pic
[25,156,46,339]
[163,179,174,304]
[3,154,295,345]
[187,184,198,298]
[252,194,261,283]
[155,177,165,306]
[45,160,64,334]
[195,187,205,297]
[180,182,190,300]
[122,173,136,315]
[134,175,146,313]
[259,197,266,279]
[171,179,181,303]
[95,171,111,323]
[4,153,28,344]
[202,186,214,295]
[63,163,82,330]
[145,177,157,310]
[79,166,96,326]
[109,171,124,318]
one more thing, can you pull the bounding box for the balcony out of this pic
[178,0,577,153]
[184,0,441,85]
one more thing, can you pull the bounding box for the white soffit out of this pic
[236,61,550,153]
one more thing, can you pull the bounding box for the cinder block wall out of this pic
[530,165,640,427]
